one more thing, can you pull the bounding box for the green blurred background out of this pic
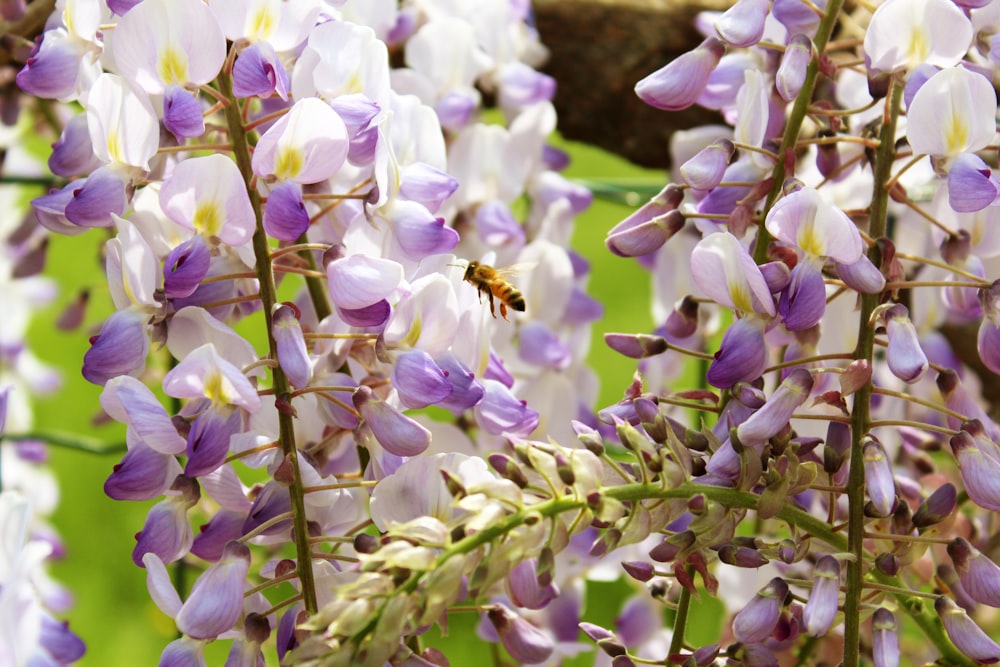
[21,137,723,665]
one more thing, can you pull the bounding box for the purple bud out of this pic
[38,613,86,664]
[947,537,1000,607]
[163,85,206,140]
[177,541,252,639]
[264,182,310,242]
[606,207,685,258]
[191,509,246,562]
[392,202,459,259]
[353,386,431,457]
[487,606,554,665]
[912,483,957,528]
[65,167,127,227]
[717,544,769,568]
[48,113,99,178]
[392,349,452,409]
[158,637,206,667]
[233,41,290,100]
[163,237,211,299]
[779,262,827,332]
[837,254,886,294]
[823,421,851,475]
[732,577,788,643]
[664,296,699,338]
[715,0,769,47]
[82,309,150,386]
[132,476,200,566]
[604,333,669,359]
[948,153,1000,212]
[104,442,180,501]
[884,304,928,383]
[473,380,539,437]
[507,558,557,610]
[272,304,311,389]
[635,38,726,111]
[185,407,242,478]
[872,608,899,667]
[736,369,814,447]
[649,531,695,563]
[707,317,768,389]
[863,436,896,517]
[935,596,1000,663]
[680,139,734,190]
[804,556,840,636]
[759,261,792,293]
[621,560,655,582]
[950,426,1000,511]
[15,29,85,99]
[776,34,813,102]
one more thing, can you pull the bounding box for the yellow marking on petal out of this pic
[107,131,123,163]
[797,222,825,258]
[203,371,232,406]
[273,146,304,181]
[944,111,969,156]
[907,27,928,66]
[248,7,278,39]
[157,46,189,87]
[402,318,422,349]
[193,201,223,237]
[730,280,752,314]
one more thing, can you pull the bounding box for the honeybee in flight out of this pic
[462,261,526,321]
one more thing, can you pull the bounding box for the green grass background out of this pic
[21,137,721,665]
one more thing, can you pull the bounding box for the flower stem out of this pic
[754,0,846,263]
[218,67,318,615]
[844,76,903,667]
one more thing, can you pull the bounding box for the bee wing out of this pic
[494,262,538,277]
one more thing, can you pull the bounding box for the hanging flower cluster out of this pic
[10,0,1000,666]
[0,120,83,665]
[14,0,599,664]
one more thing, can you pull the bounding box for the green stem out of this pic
[1,431,127,454]
[668,568,693,657]
[844,77,903,667]
[753,0,845,264]
[217,69,318,614]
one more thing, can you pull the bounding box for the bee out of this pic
[462,261,526,321]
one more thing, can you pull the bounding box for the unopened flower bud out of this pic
[912,483,957,528]
[717,544,769,568]
[935,595,1000,663]
[863,436,896,517]
[950,425,1000,511]
[680,139,734,190]
[621,560,655,582]
[488,453,529,488]
[804,556,840,636]
[736,368,814,447]
[605,187,685,257]
[604,332,669,359]
[664,296,700,339]
[872,608,899,667]
[732,578,789,644]
[777,34,812,101]
[487,605,554,665]
[635,39,725,111]
[649,530,695,563]
[875,552,900,576]
[947,537,1000,607]
[715,0,768,47]
[883,304,928,383]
